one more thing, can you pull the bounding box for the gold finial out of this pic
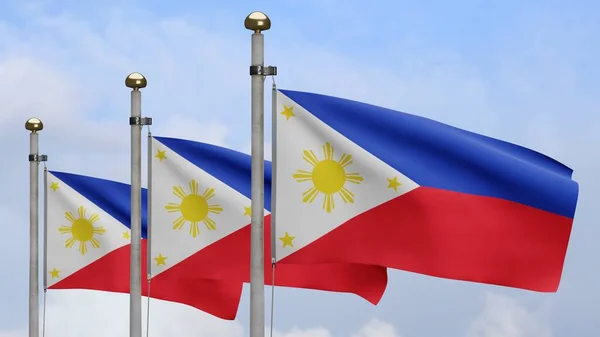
[125,72,147,90]
[244,11,271,33]
[25,117,43,132]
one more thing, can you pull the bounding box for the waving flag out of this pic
[272,89,579,292]
[45,170,243,319]
[149,136,388,304]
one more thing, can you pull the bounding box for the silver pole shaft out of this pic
[147,131,152,280]
[146,131,152,337]
[250,31,266,337]
[130,89,142,337]
[268,80,278,337]
[29,132,39,337]
[43,167,48,290]
[270,83,277,263]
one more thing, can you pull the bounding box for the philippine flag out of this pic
[45,170,243,319]
[272,89,579,292]
[148,136,388,304]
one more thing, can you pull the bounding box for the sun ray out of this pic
[301,186,320,203]
[339,154,353,168]
[172,186,187,200]
[65,211,76,223]
[172,216,186,230]
[190,222,200,238]
[293,142,364,212]
[323,194,334,213]
[90,237,101,249]
[58,226,72,235]
[202,188,216,201]
[165,203,182,213]
[203,217,217,230]
[345,173,364,184]
[88,213,100,224]
[338,187,355,203]
[208,205,224,214]
[189,180,199,195]
[292,170,313,182]
[79,242,87,255]
[78,206,86,219]
[93,227,106,234]
[322,142,334,160]
[165,180,223,238]
[65,237,76,248]
[302,150,320,167]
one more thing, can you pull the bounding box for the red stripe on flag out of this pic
[281,186,573,292]
[49,240,243,320]
[153,215,388,305]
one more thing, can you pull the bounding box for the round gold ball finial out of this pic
[125,72,147,90]
[244,11,271,32]
[25,117,43,132]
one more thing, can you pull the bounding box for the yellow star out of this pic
[49,182,59,192]
[387,176,401,192]
[279,232,295,248]
[155,149,167,162]
[154,253,167,266]
[49,268,60,279]
[244,206,252,216]
[280,105,296,120]
[122,231,130,239]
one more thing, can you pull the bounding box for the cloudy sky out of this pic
[0,0,598,336]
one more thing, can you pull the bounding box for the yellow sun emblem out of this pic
[165,180,223,238]
[293,142,364,213]
[58,206,106,255]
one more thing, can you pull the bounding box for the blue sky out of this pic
[0,1,598,336]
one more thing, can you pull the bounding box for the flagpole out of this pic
[146,130,152,337]
[26,117,46,337]
[245,11,275,337]
[271,82,277,263]
[43,167,48,291]
[269,80,278,337]
[147,130,153,283]
[125,73,149,337]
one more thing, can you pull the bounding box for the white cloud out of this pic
[272,326,332,337]
[0,290,404,337]
[158,115,231,146]
[0,57,81,125]
[0,330,26,337]
[466,293,553,337]
[1,291,551,337]
[351,319,400,337]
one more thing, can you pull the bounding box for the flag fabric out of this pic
[272,89,579,292]
[149,136,388,304]
[45,170,243,319]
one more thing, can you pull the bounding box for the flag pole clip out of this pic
[129,117,153,126]
[250,65,277,76]
[28,154,48,162]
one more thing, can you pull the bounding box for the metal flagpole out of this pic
[147,131,153,280]
[42,166,48,337]
[269,80,278,337]
[245,11,276,337]
[125,73,151,337]
[43,167,48,292]
[145,130,153,337]
[270,82,277,264]
[26,117,46,337]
